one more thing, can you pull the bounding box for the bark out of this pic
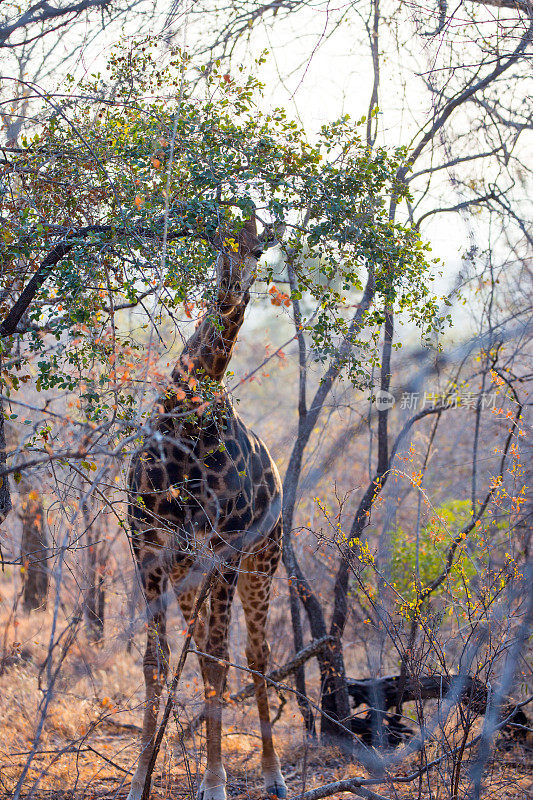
[0,355,12,529]
[82,499,105,643]
[19,487,49,611]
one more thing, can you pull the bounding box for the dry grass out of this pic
[0,593,531,800]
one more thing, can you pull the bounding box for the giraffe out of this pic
[126,216,287,800]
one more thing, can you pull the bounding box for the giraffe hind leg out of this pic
[238,525,287,799]
[176,585,208,656]
[196,568,241,800]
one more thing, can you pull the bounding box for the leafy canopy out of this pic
[1,42,443,422]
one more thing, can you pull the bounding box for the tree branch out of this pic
[231,635,335,703]
[469,0,533,12]
[399,17,533,180]
[0,222,193,338]
[0,0,110,47]
[414,192,496,229]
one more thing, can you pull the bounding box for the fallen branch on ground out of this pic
[348,674,488,710]
[346,674,531,746]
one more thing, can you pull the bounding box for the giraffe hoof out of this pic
[197,791,227,800]
[197,782,227,800]
[265,782,287,799]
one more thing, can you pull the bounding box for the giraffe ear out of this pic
[259,221,286,250]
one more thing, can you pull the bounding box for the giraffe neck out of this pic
[171,292,250,387]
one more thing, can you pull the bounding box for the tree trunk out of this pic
[280,267,377,745]
[319,311,395,740]
[283,531,353,746]
[85,548,105,642]
[320,562,352,743]
[20,489,48,612]
[0,362,12,527]
[287,578,317,737]
[82,499,105,643]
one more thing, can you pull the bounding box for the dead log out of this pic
[347,674,488,712]
[346,674,531,747]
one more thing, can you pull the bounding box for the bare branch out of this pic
[399,18,533,179]
[469,0,533,12]
[0,0,110,48]
[414,191,496,228]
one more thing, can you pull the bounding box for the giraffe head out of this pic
[216,216,286,307]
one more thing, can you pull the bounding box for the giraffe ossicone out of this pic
[126,214,288,800]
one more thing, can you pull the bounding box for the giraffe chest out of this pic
[127,413,279,562]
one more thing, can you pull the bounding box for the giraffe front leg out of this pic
[238,538,287,799]
[128,575,169,800]
[177,586,225,796]
[197,570,238,800]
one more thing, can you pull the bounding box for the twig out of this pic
[84,745,132,775]
[230,635,335,703]
[290,779,391,800]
